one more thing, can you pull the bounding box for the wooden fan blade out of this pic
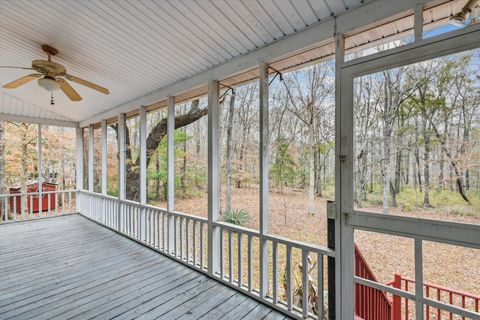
[65,74,109,95]
[3,74,42,89]
[0,66,34,70]
[57,78,82,101]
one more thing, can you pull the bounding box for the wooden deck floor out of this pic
[0,214,290,320]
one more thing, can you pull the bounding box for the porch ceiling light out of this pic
[38,76,60,92]
[449,0,480,26]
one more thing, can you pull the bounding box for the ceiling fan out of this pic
[0,44,109,102]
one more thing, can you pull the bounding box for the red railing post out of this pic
[392,274,402,320]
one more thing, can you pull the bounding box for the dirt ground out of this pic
[156,186,480,297]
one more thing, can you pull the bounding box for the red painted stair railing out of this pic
[354,244,480,320]
[354,244,393,320]
[387,274,480,320]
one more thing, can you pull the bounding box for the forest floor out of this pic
[154,185,480,297]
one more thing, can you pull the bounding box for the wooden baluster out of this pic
[48,192,51,216]
[238,233,243,288]
[405,281,409,320]
[180,217,184,260]
[186,219,191,263]
[220,228,225,279]
[200,222,205,270]
[426,286,430,319]
[449,292,453,320]
[174,216,178,257]
[302,250,309,318]
[229,230,233,283]
[272,241,278,304]
[30,194,33,219]
[193,222,198,267]
[248,235,253,292]
[13,195,17,220]
[21,194,25,220]
[318,253,324,320]
[286,244,293,311]
[437,288,441,320]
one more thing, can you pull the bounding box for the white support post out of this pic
[139,106,147,242]
[75,127,84,195]
[101,120,107,195]
[75,128,84,213]
[414,3,424,42]
[88,124,94,192]
[37,124,43,213]
[167,96,175,253]
[118,114,126,200]
[335,32,355,320]
[207,79,220,276]
[140,106,147,204]
[415,239,424,320]
[259,62,269,298]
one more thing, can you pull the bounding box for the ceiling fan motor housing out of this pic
[32,60,66,77]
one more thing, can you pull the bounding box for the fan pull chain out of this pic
[50,92,55,105]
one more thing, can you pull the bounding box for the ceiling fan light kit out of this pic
[38,76,60,92]
[1,44,110,102]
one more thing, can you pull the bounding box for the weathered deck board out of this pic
[0,214,290,320]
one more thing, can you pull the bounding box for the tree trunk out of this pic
[225,91,236,211]
[308,123,315,216]
[422,118,431,208]
[155,152,160,199]
[463,126,470,190]
[315,150,322,197]
[382,125,392,213]
[124,99,207,201]
[414,117,422,192]
[438,114,448,190]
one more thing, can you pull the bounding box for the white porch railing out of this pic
[77,190,334,320]
[0,190,76,223]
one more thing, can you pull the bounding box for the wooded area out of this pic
[98,48,479,226]
[0,124,76,193]
[354,49,480,216]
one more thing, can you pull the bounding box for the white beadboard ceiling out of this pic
[0,93,72,122]
[0,0,361,123]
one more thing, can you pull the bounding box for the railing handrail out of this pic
[79,190,334,257]
[387,274,480,301]
[0,189,76,197]
[77,190,209,224]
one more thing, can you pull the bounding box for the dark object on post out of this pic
[9,182,57,213]
[327,200,336,320]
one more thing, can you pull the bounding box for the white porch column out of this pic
[37,124,43,213]
[76,128,84,212]
[88,124,94,192]
[75,128,84,190]
[207,79,220,276]
[139,106,147,242]
[101,120,107,195]
[118,114,126,200]
[259,62,269,298]
[335,32,354,320]
[118,114,126,233]
[167,96,175,253]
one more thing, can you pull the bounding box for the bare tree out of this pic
[283,64,334,215]
[225,90,236,211]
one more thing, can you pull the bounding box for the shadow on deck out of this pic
[0,214,290,320]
